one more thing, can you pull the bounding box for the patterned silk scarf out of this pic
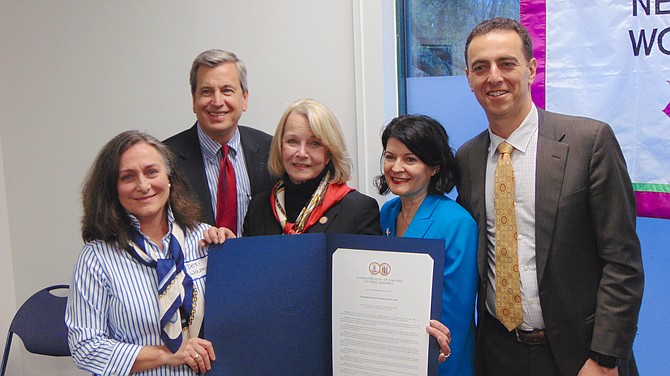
[271,171,354,234]
[128,223,204,353]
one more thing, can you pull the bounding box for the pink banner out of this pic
[520,0,546,109]
[520,1,668,219]
[636,192,670,219]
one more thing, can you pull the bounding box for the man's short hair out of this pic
[189,49,248,95]
[464,17,534,66]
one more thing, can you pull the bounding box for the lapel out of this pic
[535,109,569,283]
[308,201,342,233]
[381,199,401,237]
[174,124,216,225]
[404,194,441,238]
[239,126,262,194]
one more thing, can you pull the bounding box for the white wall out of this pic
[0,132,22,374]
[0,1,393,374]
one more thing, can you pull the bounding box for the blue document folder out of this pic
[205,233,445,375]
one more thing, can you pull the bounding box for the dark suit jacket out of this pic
[243,188,382,236]
[164,123,276,225]
[456,109,644,376]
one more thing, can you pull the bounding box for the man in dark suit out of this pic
[455,18,644,376]
[164,49,276,234]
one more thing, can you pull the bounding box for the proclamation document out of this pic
[332,248,434,376]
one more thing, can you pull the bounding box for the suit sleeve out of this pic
[352,194,382,235]
[588,122,644,357]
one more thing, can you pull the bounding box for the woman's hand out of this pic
[131,337,216,373]
[167,337,216,373]
[426,319,451,362]
[199,226,236,247]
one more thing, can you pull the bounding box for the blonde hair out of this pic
[268,98,351,184]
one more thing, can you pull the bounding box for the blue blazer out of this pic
[380,194,478,376]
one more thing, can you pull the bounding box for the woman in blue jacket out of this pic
[375,114,478,376]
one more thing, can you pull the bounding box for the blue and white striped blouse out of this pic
[66,211,210,376]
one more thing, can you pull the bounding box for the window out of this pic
[399,0,519,149]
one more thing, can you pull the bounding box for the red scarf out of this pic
[271,181,354,234]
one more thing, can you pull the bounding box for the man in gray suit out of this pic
[456,18,643,376]
[164,50,275,235]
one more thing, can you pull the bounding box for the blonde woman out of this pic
[243,98,380,236]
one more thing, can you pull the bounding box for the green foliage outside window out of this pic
[405,0,520,77]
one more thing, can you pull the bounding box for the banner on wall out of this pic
[521,1,670,218]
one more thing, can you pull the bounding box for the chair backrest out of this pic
[0,285,70,376]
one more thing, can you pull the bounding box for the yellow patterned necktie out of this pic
[494,141,523,331]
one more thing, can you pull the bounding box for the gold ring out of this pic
[194,353,200,359]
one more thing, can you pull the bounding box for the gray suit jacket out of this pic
[456,109,644,375]
[164,123,276,225]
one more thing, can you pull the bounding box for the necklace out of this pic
[399,193,426,230]
[400,210,414,227]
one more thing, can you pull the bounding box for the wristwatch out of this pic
[590,351,620,368]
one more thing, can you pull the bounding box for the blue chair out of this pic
[0,285,71,376]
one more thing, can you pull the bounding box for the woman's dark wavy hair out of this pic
[81,130,202,251]
[374,114,459,195]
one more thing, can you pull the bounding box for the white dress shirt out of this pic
[484,104,545,331]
